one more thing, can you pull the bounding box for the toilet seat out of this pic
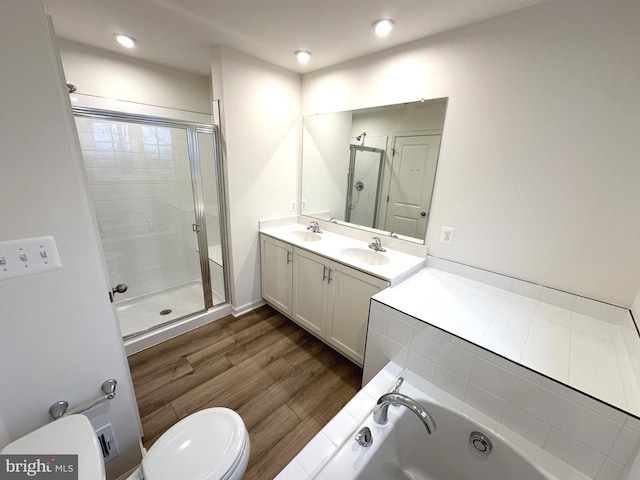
[141,407,249,480]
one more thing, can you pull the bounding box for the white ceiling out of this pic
[42,0,548,76]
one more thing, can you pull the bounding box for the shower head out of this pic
[355,131,367,142]
[66,82,77,94]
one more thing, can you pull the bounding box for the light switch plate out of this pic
[0,236,62,281]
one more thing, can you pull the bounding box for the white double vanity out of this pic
[259,216,426,365]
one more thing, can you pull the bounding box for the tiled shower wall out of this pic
[76,118,202,302]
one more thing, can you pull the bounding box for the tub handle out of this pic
[391,376,404,406]
[355,426,373,447]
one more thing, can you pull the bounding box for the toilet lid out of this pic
[142,408,247,480]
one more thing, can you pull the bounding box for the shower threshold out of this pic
[117,282,223,338]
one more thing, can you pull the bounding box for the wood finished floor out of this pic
[127,305,362,480]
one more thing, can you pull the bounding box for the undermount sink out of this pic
[285,230,322,242]
[340,247,390,266]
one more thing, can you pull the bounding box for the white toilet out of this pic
[1,407,250,480]
[128,408,250,480]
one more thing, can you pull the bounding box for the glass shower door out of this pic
[196,130,227,305]
[75,114,213,337]
[345,145,385,228]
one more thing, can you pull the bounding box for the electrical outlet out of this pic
[440,226,455,245]
[301,199,307,211]
[290,200,297,212]
[96,424,119,463]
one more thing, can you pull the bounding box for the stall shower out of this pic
[74,104,228,339]
[345,145,385,228]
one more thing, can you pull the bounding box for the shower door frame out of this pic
[73,106,230,335]
[345,145,385,227]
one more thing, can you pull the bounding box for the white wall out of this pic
[0,2,142,478]
[57,39,211,113]
[302,0,640,308]
[302,111,352,218]
[211,46,300,314]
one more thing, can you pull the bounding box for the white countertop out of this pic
[259,222,426,285]
[373,267,640,416]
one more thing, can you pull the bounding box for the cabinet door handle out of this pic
[322,265,328,282]
[328,268,334,284]
[287,250,292,264]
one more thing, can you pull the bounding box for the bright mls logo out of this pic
[0,455,77,479]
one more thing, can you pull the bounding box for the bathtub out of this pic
[300,367,590,480]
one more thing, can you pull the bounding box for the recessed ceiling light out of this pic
[373,19,395,37]
[114,34,136,49]
[295,51,311,64]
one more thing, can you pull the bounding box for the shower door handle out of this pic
[109,283,128,303]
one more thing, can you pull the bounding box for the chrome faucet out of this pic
[391,377,404,394]
[307,221,322,233]
[390,377,404,406]
[373,392,436,434]
[368,236,386,252]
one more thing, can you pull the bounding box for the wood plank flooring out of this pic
[127,305,362,480]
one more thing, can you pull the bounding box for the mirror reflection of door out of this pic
[382,134,442,239]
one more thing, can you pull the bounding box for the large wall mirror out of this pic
[301,98,448,243]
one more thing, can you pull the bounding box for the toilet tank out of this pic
[1,414,105,480]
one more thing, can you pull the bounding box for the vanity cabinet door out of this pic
[260,234,293,316]
[325,265,388,365]
[291,248,328,337]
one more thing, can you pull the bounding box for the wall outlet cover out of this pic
[96,424,119,463]
[440,226,455,245]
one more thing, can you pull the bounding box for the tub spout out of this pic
[373,393,436,434]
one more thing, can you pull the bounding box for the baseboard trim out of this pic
[232,298,265,317]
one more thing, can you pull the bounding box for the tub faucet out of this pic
[307,221,322,233]
[373,392,436,434]
[391,377,404,395]
[368,236,386,252]
[390,377,404,406]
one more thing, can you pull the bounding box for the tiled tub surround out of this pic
[276,363,592,480]
[366,282,640,478]
[368,264,640,415]
[259,216,427,285]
